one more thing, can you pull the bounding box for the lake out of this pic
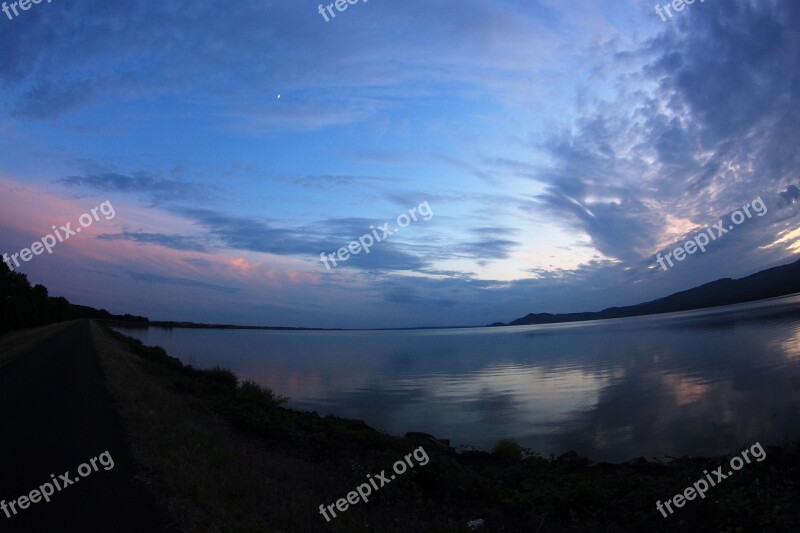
[114,295,800,462]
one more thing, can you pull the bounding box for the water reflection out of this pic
[116,295,800,461]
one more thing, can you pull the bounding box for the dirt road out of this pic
[0,321,172,532]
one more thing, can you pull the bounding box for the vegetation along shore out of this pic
[86,323,800,531]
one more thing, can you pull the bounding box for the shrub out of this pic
[202,366,239,390]
[492,438,523,462]
[238,380,288,408]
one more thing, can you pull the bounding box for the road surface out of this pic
[0,321,173,532]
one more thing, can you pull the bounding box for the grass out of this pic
[90,322,462,532]
[0,320,78,369]
[89,322,800,532]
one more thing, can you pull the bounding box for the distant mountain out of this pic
[493,257,800,327]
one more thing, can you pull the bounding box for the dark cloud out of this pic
[381,284,457,309]
[127,272,239,294]
[179,209,432,273]
[12,79,97,119]
[384,190,500,210]
[340,247,428,272]
[779,184,800,207]
[277,174,394,191]
[183,258,213,268]
[61,172,207,202]
[180,208,318,256]
[450,226,519,266]
[97,232,208,253]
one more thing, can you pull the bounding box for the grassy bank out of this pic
[90,322,800,532]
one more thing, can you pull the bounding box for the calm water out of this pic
[115,295,800,461]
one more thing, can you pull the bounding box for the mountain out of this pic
[494,257,800,327]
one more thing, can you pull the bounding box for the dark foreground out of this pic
[96,323,800,532]
[0,321,172,532]
[1,321,799,532]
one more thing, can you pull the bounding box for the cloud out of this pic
[0,0,559,121]
[97,231,208,252]
[127,272,240,294]
[277,174,394,191]
[525,0,800,270]
[60,172,208,203]
[382,285,457,308]
[3,0,799,329]
[779,184,800,207]
[180,208,322,256]
[338,246,429,272]
[178,208,433,273]
[454,227,520,265]
[12,79,97,119]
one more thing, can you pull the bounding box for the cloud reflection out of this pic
[117,297,800,461]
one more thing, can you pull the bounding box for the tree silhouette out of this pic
[0,261,148,333]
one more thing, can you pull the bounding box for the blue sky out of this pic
[0,0,798,328]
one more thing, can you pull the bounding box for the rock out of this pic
[467,518,485,530]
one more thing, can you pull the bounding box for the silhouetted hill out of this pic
[496,257,800,327]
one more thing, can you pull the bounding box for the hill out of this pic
[0,261,148,333]
[495,257,800,327]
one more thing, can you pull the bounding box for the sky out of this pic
[0,0,798,328]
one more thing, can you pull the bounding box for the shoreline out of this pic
[106,307,800,464]
[85,322,800,530]
[1,321,797,530]
[104,290,800,335]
